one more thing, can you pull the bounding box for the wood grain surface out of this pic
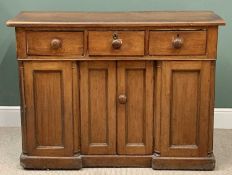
[7,11,225,170]
[6,11,225,27]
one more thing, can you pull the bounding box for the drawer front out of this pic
[149,31,207,56]
[88,31,145,56]
[27,31,84,56]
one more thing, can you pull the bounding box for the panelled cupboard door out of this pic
[160,61,211,157]
[117,61,154,155]
[80,61,116,154]
[24,62,74,156]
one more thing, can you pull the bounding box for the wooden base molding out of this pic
[20,154,82,169]
[152,154,215,170]
[82,155,151,167]
[21,154,151,169]
[21,153,215,170]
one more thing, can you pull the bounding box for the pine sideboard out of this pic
[7,11,225,170]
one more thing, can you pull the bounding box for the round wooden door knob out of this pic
[118,94,127,104]
[172,36,183,49]
[50,38,62,50]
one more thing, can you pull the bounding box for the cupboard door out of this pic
[24,61,74,156]
[80,61,116,154]
[160,61,211,157]
[117,61,153,155]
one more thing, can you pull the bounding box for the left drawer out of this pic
[26,31,84,56]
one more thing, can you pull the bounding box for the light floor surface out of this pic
[0,128,231,175]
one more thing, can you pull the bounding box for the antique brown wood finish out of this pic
[88,31,145,56]
[23,62,74,156]
[149,30,207,56]
[27,31,84,56]
[160,61,211,157]
[117,61,153,155]
[80,61,116,155]
[7,11,225,170]
[7,11,225,27]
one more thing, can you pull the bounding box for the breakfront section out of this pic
[161,61,211,157]
[23,62,74,156]
[20,61,82,169]
[153,61,215,170]
[7,11,225,170]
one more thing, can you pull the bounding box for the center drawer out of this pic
[88,31,145,56]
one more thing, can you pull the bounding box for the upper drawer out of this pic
[149,30,207,56]
[88,31,145,56]
[27,31,84,56]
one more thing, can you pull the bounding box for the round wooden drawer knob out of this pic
[118,94,127,104]
[172,36,183,49]
[112,39,122,49]
[50,38,62,50]
[112,33,122,49]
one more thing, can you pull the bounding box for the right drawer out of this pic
[149,30,207,56]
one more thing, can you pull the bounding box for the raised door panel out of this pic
[24,62,73,156]
[160,61,211,157]
[117,61,153,155]
[80,61,116,154]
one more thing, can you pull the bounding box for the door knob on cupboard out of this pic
[50,38,62,50]
[118,94,127,104]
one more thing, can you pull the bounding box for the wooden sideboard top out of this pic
[6,11,225,27]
